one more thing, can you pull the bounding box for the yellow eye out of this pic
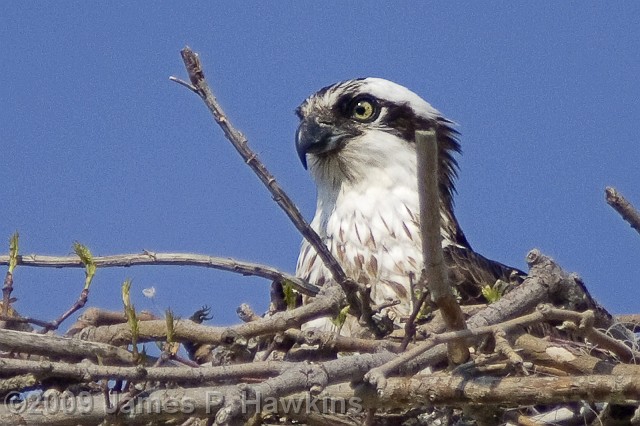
[350,97,378,122]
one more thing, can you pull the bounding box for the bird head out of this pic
[295,77,461,201]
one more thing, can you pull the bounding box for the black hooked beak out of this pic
[295,118,348,169]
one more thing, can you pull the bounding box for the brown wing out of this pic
[443,245,525,304]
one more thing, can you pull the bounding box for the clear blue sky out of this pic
[1,3,638,328]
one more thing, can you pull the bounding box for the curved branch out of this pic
[0,252,319,296]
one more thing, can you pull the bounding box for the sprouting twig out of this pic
[39,242,95,333]
[172,47,368,317]
[81,285,345,347]
[46,288,89,333]
[415,129,469,363]
[0,251,319,296]
[605,187,640,235]
[122,279,141,360]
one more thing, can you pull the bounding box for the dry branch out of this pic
[3,371,637,425]
[79,286,344,346]
[0,328,133,364]
[283,328,404,354]
[355,374,640,407]
[606,186,640,235]
[416,129,468,364]
[0,252,319,296]
[0,357,288,384]
[514,333,640,376]
[3,240,624,425]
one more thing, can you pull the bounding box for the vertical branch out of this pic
[0,232,19,330]
[416,129,469,364]
[122,279,141,360]
[2,232,19,317]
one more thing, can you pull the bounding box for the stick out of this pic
[416,129,468,363]
[0,251,318,296]
[605,187,640,235]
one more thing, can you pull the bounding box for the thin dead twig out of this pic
[400,290,428,351]
[40,288,89,333]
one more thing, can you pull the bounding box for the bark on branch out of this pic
[606,186,640,235]
[0,252,319,296]
[79,286,344,346]
[416,129,469,364]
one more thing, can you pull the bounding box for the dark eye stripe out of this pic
[378,100,437,141]
[332,94,380,122]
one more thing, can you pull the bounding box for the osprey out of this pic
[295,78,520,335]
